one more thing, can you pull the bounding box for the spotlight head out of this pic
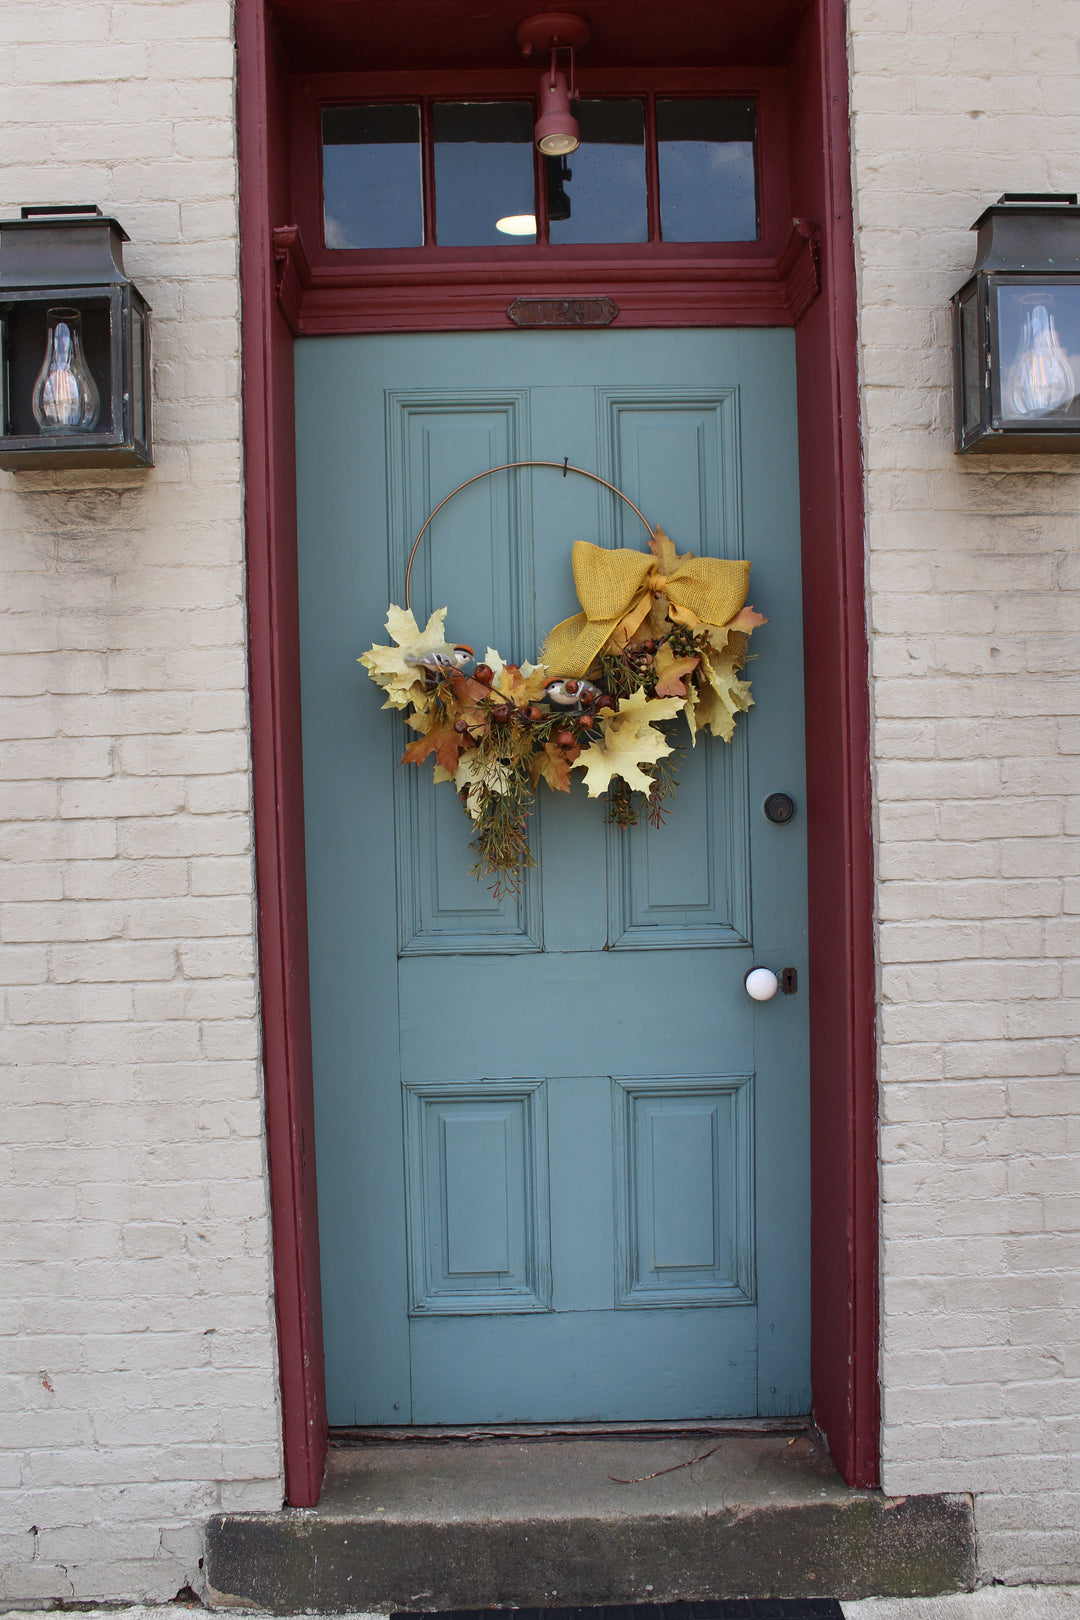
[535,68,579,155]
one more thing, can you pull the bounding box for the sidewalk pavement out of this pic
[844,1591,1080,1619]
[4,1592,1080,1619]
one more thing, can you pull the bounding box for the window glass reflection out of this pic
[996,283,1080,423]
[547,100,647,245]
[322,104,424,250]
[434,102,536,247]
[657,99,757,243]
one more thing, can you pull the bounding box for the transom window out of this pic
[321,96,758,250]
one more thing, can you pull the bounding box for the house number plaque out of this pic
[507,296,619,328]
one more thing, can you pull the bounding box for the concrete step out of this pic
[204,1430,974,1613]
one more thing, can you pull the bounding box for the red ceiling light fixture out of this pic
[516,12,591,156]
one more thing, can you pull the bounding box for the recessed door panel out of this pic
[615,1076,754,1306]
[404,1080,550,1313]
[389,394,541,952]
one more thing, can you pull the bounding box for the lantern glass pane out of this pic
[132,306,145,442]
[433,102,536,246]
[0,317,8,436]
[959,287,981,434]
[546,100,648,245]
[996,282,1080,424]
[322,104,424,249]
[657,98,758,242]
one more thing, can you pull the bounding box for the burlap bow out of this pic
[540,535,751,679]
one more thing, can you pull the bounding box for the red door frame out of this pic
[236,0,877,1507]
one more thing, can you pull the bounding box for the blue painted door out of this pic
[296,330,810,1425]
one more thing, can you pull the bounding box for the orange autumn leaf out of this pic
[654,658,699,697]
[653,642,700,698]
[534,740,575,793]
[402,722,467,775]
[725,604,768,634]
[449,670,499,705]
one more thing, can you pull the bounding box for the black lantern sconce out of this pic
[953,192,1080,453]
[0,204,152,469]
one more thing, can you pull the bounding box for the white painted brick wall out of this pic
[848,0,1080,1586]
[0,0,282,1604]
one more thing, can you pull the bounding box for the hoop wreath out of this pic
[361,460,766,894]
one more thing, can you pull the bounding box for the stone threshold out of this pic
[204,1429,975,1613]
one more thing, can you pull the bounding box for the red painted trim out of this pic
[791,0,880,1488]
[272,225,310,338]
[281,68,796,335]
[826,0,879,1490]
[239,0,878,1504]
[270,220,821,334]
[237,0,328,1507]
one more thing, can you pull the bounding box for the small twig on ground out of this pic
[607,1439,727,1484]
[608,1432,799,1485]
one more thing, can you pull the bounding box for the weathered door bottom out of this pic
[204,1431,974,1611]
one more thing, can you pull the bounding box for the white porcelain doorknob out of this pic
[744,967,780,1001]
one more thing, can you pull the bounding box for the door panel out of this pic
[404,1079,550,1314]
[296,329,810,1425]
[390,390,541,951]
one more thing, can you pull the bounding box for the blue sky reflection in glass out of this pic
[322,104,424,249]
[658,99,758,243]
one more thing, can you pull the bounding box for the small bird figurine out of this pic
[406,642,475,681]
[408,649,455,674]
[543,677,602,710]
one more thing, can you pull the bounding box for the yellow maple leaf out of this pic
[359,605,450,710]
[693,645,754,741]
[493,658,550,705]
[683,677,703,743]
[454,749,513,819]
[573,686,684,797]
[648,526,683,575]
[481,646,505,681]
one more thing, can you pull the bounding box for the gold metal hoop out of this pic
[403,459,654,611]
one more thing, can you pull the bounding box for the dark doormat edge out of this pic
[391,1603,845,1620]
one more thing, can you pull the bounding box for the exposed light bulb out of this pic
[1006,303,1076,417]
[32,307,100,433]
[539,129,577,157]
[496,214,537,236]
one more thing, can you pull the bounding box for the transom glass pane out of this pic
[322,104,423,249]
[433,102,536,247]
[995,282,1080,424]
[547,100,648,245]
[657,98,758,242]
